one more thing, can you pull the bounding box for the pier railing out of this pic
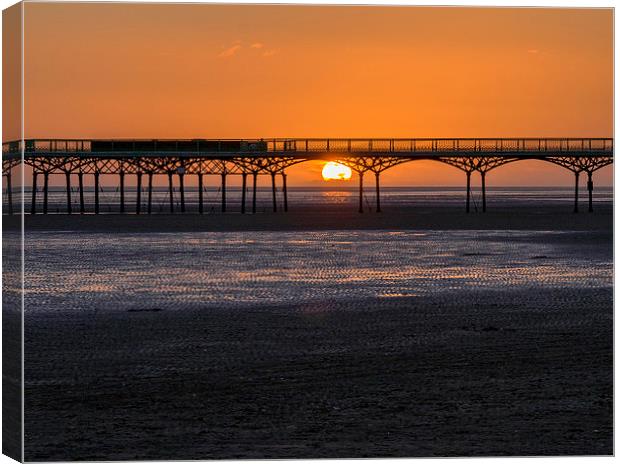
[2,138,614,156]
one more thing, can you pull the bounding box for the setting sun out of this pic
[322,162,352,181]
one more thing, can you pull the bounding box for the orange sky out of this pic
[5,3,614,186]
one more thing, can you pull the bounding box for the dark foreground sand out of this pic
[25,288,612,460]
[19,205,613,460]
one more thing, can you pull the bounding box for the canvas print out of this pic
[2,2,613,461]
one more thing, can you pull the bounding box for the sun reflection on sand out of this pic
[23,230,612,314]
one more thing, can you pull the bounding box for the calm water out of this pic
[7,186,615,213]
[24,230,612,315]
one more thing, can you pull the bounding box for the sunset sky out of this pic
[5,3,614,186]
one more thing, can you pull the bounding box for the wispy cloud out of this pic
[218,43,242,58]
[218,41,277,58]
[527,49,539,54]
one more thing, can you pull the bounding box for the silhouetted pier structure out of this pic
[2,138,613,215]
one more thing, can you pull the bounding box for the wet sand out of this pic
[20,204,613,459]
[7,204,614,232]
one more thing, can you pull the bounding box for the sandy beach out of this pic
[18,204,613,460]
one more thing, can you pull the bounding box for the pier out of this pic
[2,138,613,215]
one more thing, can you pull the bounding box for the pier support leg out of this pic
[573,171,579,213]
[241,173,247,214]
[198,174,204,214]
[43,172,49,215]
[375,172,381,213]
[168,172,174,213]
[94,173,99,215]
[466,171,471,213]
[136,173,142,215]
[6,171,13,215]
[31,171,37,215]
[358,171,364,213]
[481,171,487,213]
[271,172,277,212]
[78,172,85,214]
[252,172,258,214]
[65,172,72,215]
[587,171,593,213]
[179,173,185,213]
[221,173,227,213]
[119,172,125,214]
[147,173,153,214]
[282,172,288,212]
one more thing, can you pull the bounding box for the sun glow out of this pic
[322,162,353,181]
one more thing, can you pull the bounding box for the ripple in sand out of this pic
[24,230,612,314]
